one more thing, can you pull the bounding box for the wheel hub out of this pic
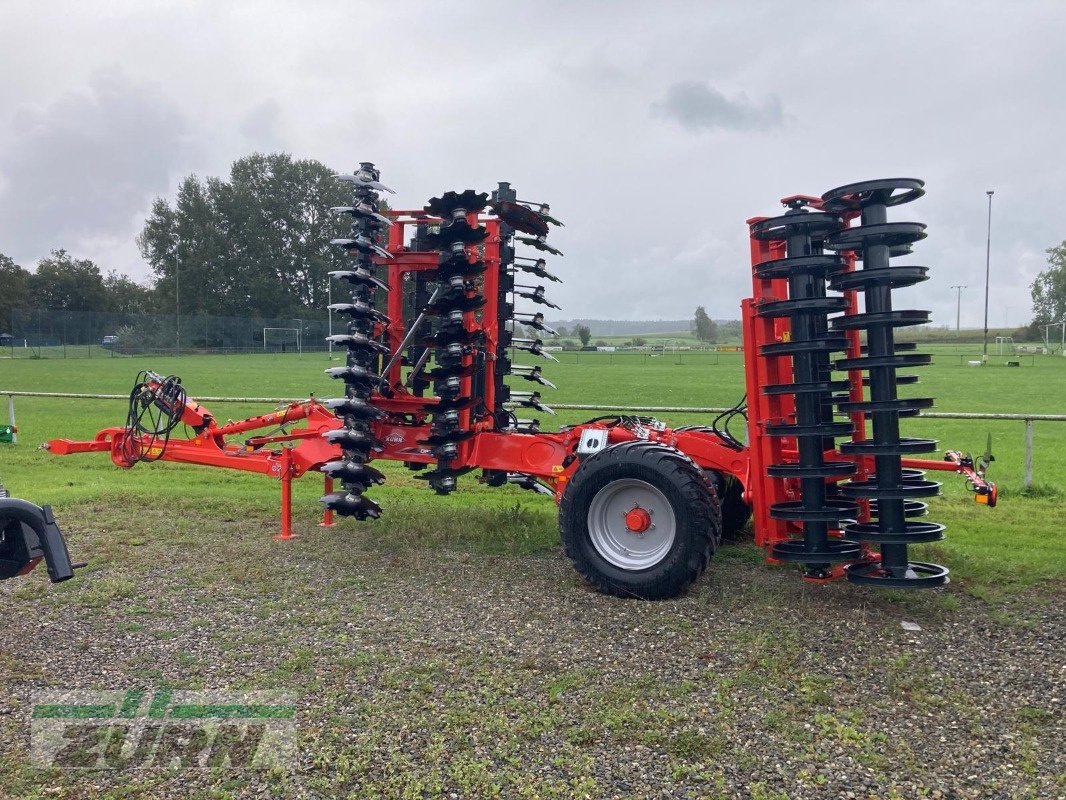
[586,478,677,571]
[624,506,652,533]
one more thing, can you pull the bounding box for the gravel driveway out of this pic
[0,502,1062,799]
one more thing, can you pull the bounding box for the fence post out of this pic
[7,394,15,445]
[1024,418,1033,487]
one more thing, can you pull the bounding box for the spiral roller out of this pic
[417,190,490,495]
[320,163,395,521]
[821,178,948,588]
[751,207,861,578]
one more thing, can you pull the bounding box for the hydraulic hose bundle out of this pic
[121,371,188,466]
[822,179,947,587]
[320,163,394,520]
[418,190,491,495]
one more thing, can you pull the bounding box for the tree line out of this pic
[3,151,1066,338]
[0,153,350,331]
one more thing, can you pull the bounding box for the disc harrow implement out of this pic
[46,168,996,599]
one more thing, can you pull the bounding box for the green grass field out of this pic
[0,346,1064,598]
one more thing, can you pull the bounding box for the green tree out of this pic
[139,153,349,318]
[575,324,592,347]
[1031,241,1066,326]
[28,250,107,312]
[103,270,153,314]
[0,254,30,332]
[693,305,717,343]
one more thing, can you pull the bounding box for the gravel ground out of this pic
[0,503,1063,799]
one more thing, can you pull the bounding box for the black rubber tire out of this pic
[720,476,753,542]
[560,440,721,600]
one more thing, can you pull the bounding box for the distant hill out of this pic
[546,319,701,336]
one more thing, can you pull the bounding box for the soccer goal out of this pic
[263,327,301,354]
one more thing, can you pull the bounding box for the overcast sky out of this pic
[1,1,1063,327]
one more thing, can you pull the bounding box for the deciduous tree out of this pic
[1031,241,1066,326]
[693,305,717,342]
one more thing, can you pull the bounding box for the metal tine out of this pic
[331,203,392,228]
[513,312,557,336]
[511,337,559,362]
[330,236,392,259]
[505,391,555,415]
[510,365,557,390]
[335,172,395,194]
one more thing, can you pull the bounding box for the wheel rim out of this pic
[587,478,676,570]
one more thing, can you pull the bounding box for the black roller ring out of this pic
[767,461,856,478]
[435,259,487,281]
[761,337,850,357]
[845,560,948,588]
[831,310,931,330]
[750,211,843,241]
[869,500,929,518]
[766,421,855,439]
[824,222,927,252]
[859,342,919,353]
[425,221,488,248]
[862,374,920,386]
[820,178,925,212]
[836,397,934,414]
[754,254,846,279]
[840,437,937,456]
[839,479,942,500]
[835,353,932,371]
[829,265,929,292]
[764,379,851,396]
[769,499,859,522]
[771,538,863,563]
[428,296,487,315]
[424,189,489,217]
[758,296,851,318]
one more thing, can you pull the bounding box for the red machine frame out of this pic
[46,196,994,574]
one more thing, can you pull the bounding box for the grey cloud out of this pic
[239,99,284,151]
[651,81,784,132]
[0,68,195,266]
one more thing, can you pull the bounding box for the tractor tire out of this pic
[560,440,721,600]
[702,470,752,543]
[719,476,752,542]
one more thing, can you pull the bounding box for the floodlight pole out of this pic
[174,231,181,358]
[950,285,966,335]
[982,190,994,360]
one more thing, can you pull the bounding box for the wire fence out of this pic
[3,391,1061,488]
[3,309,333,358]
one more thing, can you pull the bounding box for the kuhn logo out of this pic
[383,433,405,445]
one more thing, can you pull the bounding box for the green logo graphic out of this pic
[31,689,296,770]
